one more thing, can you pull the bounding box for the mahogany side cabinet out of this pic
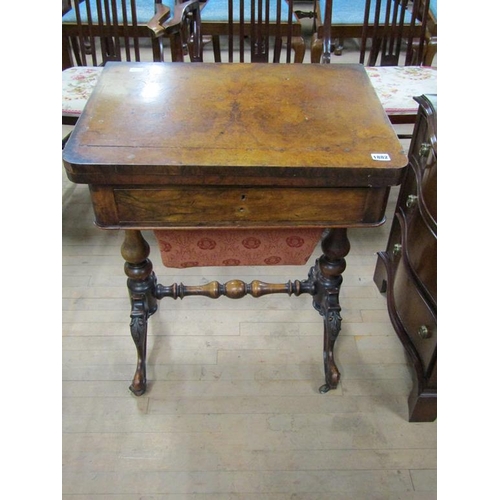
[373,94,437,422]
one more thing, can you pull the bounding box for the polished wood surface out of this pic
[64,62,407,231]
[102,186,389,227]
[64,62,406,186]
[63,61,407,397]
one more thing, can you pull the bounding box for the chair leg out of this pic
[310,33,322,63]
[423,36,437,66]
[291,37,306,63]
[212,35,222,62]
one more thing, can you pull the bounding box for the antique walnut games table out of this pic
[63,62,407,397]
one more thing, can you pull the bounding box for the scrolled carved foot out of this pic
[122,230,157,397]
[129,313,148,397]
[319,364,340,394]
[321,309,342,392]
[311,228,350,394]
[129,377,147,396]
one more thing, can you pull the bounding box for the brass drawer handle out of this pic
[419,142,431,157]
[417,325,431,339]
[392,243,402,256]
[406,194,418,209]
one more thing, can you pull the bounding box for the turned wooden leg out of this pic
[310,33,323,63]
[310,228,350,393]
[212,35,221,62]
[121,230,158,396]
[291,37,306,63]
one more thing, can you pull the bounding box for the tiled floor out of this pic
[62,8,437,498]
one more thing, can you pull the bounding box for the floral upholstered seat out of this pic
[62,0,162,122]
[62,66,103,122]
[365,66,437,118]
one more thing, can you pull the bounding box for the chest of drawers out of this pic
[373,94,437,422]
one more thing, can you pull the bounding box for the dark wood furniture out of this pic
[63,0,72,14]
[422,0,437,65]
[314,0,435,129]
[62,0,165,69]
[311,0,431,64]
[360,0,430,66]
[148,0,204,62]
[62,0,202,131]
[374,94,437,422]
[62,0,188,69]
[63,62,407,397]
[194,0,305,62]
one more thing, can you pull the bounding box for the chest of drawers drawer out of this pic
[404,207,437,307]
[396,164,437,306]
[392,249,437,379]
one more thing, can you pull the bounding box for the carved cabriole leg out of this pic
[311,228,350,394]
[121,230,158,396]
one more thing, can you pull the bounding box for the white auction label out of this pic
[371,153,391,161]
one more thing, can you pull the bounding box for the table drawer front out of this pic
[393,257,437,373]
[91,186,389,228]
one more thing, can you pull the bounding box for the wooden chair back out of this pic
[320,0,431,66]
[62,0,167,68]
[150,0,204,62]
[196,0,303,63]
[359,0,430,66]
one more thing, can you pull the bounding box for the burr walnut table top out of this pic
[63,62,407,189]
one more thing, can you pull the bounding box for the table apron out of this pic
[89,185,390,228]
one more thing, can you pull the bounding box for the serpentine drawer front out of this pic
[374,94,437,422]
[392,218,437,373]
